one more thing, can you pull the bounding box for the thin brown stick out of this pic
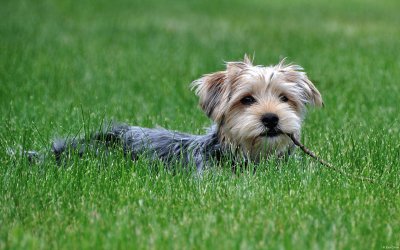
[286,133,375,183]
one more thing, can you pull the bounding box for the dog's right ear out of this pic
[191,57,252,123]
[191,70,229,123]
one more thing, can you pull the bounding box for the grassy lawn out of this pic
[1,0,399,249]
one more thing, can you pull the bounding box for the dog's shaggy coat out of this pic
[29,56,323,171]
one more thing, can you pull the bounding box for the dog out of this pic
[27,55,323,172]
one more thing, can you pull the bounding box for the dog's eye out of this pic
[240,95,256,105]
[279,95,289,102]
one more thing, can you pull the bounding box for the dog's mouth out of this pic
[260,128,283,138]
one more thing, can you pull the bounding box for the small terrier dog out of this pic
[32,55,323,171]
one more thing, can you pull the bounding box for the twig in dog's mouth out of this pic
[285,133,375,183]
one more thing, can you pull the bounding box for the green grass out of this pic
[1,0,400,249]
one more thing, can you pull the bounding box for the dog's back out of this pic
[26,124,221,171]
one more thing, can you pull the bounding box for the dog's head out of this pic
[191,55,322,159]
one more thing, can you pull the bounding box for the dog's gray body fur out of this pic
[50,124,222,171]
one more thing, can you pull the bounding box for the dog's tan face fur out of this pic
[192,55,322,160]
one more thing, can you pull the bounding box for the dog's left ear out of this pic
[276,61,323,107]
[301,75,323,107]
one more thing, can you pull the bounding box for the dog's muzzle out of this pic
[260,113,282,137]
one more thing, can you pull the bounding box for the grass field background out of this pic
[1,0,399,249]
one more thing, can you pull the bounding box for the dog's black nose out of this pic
[261,113,279,128]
